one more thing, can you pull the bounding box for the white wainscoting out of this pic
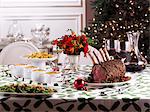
[0,0,85,40]
[0,14,83,41]
[0,0,93,65]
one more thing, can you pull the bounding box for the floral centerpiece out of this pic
[52,30,89,72]
[52,30,89,56]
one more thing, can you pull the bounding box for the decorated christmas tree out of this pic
[84,0,149,55]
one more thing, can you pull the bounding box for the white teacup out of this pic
[31,69,45,83]
[23,65,38,79]
[10,64,26,78]
[44,71,61,84]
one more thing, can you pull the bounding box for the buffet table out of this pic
[0,65,150,112]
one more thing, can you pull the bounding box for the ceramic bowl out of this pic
[44,71,61,84]
[10,64,26,78]
[23,65,38,79]
[31,69,45,83]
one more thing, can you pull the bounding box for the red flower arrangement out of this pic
[53,30,89,56]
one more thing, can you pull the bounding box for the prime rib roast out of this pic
[90,59,126,83]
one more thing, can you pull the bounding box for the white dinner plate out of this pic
[0,41,39,65]
[86,72,135,87]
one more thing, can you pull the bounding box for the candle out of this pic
[106,39,110,50]
[125,41,131,52]
[114,40,120,52]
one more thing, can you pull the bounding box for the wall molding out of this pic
[0,0,88,64]
[0,0,83,7]
[0,0,86,40]
[0,14,83,37]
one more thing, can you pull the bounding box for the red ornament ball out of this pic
[52,66,59,71]
[74,78,86,90]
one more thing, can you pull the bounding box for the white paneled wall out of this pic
[0,0,86,41]
[0,0,82,7]
[0,0,93,65]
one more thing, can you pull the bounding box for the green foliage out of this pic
[84,0,150,49]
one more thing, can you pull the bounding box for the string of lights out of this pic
[84,0,150,62]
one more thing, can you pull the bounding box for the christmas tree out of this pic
[84,0,150,51]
